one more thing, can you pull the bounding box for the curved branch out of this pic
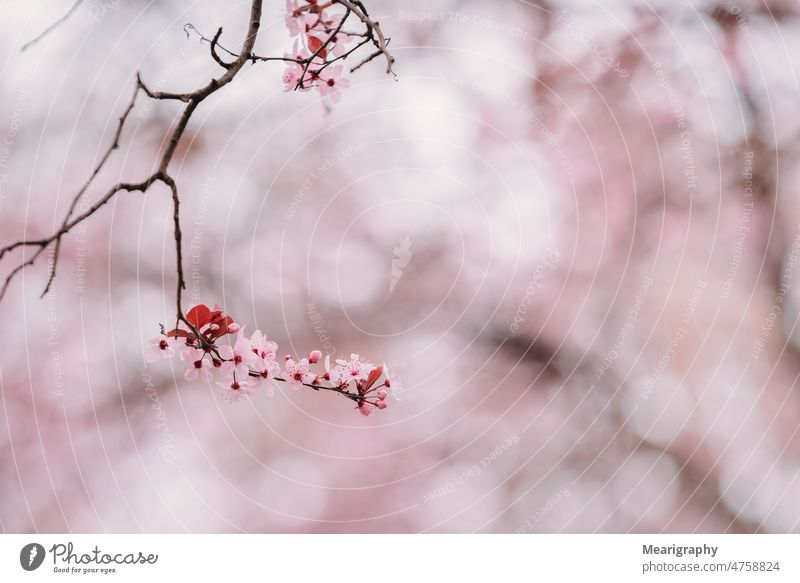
[334,0,395,75]
[1,0,395,333]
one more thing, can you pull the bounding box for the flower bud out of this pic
[308,350,322,364]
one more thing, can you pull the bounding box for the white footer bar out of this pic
[1,534,797,582]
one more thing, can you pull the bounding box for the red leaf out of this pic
[186,304,211,328]
[166,328,193,339]
[365,365,383,390]
[307,35,327,59]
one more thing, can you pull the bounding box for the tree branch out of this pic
[1,0,394,343]
[1,0,265,314]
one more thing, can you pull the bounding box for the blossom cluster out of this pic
[282,0,358,101]
[146,304,396,415]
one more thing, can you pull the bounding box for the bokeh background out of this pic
[2,0,800,533]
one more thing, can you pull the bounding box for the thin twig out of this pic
[21,0,85,52]
[42,80,143,297]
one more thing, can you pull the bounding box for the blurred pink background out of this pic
[1,0,800,533]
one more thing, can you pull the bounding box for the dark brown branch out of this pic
[350,47,385,73]
[0,179,155,301]
[184,24,236,70]
[297,7,351,89]
[209,27,235,70]
[158,174,187,330]
[271,376,361,403]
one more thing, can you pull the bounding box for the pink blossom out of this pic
[180,347,212,382]
[252,356,280,384]
[146,334,175,363]
[324,354,342,384]
[282,41,313,91]
[262,379,279,398]
[285,0,304,36]
[285,357,314,389]
[250,330,278,361]
[219,377,255,403]
[356,402,375,416]
[385,366,403,398]
[304,13,323,36]
[282,61,304,91]
[324,15,354,58]
[219,332,255,380]
[317,66,351,103]
[329,34,353,59]
[335,353,372,381]
[148,307,392,414]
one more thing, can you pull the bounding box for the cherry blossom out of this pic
[304,14,324,37]
[317,66,351,103]
[356,402,375,416]
[336,353,373,382]
[384,367,403,399]
[180,347,212,382]
[249,330,278,362]
[323,354,341,384]
[282,62,304,91]
[149,303,394,414]
[146,334,175,363]
[278,0,383,102]
[284,0,304,36]
[322,14,354,58]
[282,42,312,91]
[284,356,314,389]
[220,376,255,403]
[252,355,280,384]
[219,332,255,380]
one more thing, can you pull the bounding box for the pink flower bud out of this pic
[376,400,388,410]
[377,390,388,400]
[228,323,241,333]
[308,350,322,364]
[284,354,293,361]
